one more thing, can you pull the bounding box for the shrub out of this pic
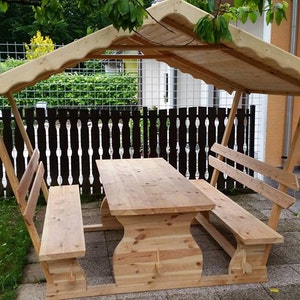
[0,58,25,73]
[1,72,138,108]
[25,31,54,60]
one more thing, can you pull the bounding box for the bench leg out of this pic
[229,242,268,281]
[45,258,87,298]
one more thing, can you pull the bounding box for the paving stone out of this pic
[16,283,46,300]
[115,290,167,300]
[215,284,273,300]
[17,193,300,300]
[262,265,300,288]
[265,284,300,300]
[22,263,45,284]
[165,286,219,300]
[84,231,106,243]
[84,240,108,257]
[291,264,300,274]
[79,255,112,278]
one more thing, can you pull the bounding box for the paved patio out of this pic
[17,191,300,300]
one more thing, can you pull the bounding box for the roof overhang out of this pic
[1,0,300,96]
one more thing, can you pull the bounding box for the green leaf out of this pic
[194,14,232,44]
[234,0,244,8]
[266,10,274,25]
[118,0,129,16]
[214,16,221,31]
[275,9,283,25]
[239,7,249,24]
[217,15,232,43]
[0,1,8,13]
[129,2,136,22]
[257,0,264,14]
[224,29,232,42]
[207,0,215,13]
[249,11,258,23]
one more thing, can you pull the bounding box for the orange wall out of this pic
[265,5,300,166]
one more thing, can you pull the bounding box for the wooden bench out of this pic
[15,149,87,298]
[191,142,299,282]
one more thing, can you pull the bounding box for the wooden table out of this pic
[96,158,215,288]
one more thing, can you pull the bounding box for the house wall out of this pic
[266,4,300,166]
[141,60,211,109]
[141,13,300,165]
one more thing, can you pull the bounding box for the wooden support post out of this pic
[210,90,242,186]
[0,134,20,198]
[269,113,300,229]
[263,113,300,264]
[5,92,49,201]
[280,113,300,184]
[6,92,34,153]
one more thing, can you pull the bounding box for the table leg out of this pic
[99,197,123,229]
[113,212,203,287]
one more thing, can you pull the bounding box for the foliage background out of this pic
[0,58,138,108]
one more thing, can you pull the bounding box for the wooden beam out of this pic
[210,90,242,186]
[269,113,300,228]
[87,44,228,60]
[86,54,166,60]
[6,92,34,154]
[211,143,299,190]
[160,17,205,45]
[263,113,300,264]
[0,134,20,201]
[195,213,235,257]
[5,92,49,201]
[44,273,269,299]
[105,44,227,51]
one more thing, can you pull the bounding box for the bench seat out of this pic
[190,143,298,278]
[40,184,85,261]
[191,179,283,245]
[5,148,88,298]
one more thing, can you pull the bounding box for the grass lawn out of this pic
[0,197,31,300]
[0,192,102,300]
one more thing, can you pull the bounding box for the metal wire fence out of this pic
[0,42,266,162]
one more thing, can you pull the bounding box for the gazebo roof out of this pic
[1,0,300,96]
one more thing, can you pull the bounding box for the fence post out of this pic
[249,105,255,158]
[143,107,148,158]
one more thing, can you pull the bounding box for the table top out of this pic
[96,158,215,216]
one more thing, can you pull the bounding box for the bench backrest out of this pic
[16,149,48,255]
[209,143,299,228]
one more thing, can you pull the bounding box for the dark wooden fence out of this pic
[0,106,255,197]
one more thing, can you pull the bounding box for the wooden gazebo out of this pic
[1,0,300,298]
[1,0,300,172]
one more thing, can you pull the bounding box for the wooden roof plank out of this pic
[0,0,300,96]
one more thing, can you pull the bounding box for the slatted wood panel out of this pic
[22,162,44,225]
[209,144,297,209]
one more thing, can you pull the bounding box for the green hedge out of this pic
[0,58,26,73]
[1,60,138,108]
